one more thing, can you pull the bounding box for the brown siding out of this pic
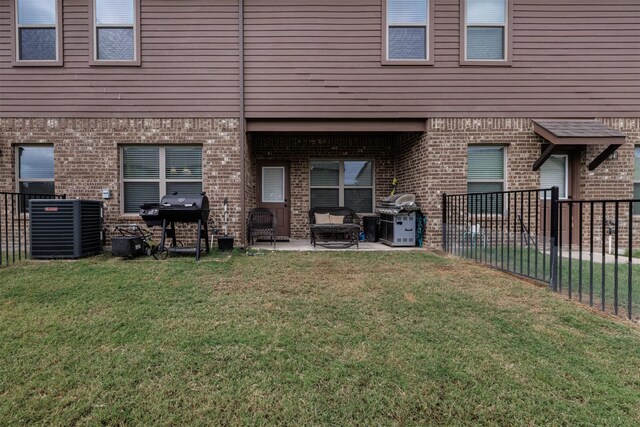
[0,0,239,117]
[244,0,640,119]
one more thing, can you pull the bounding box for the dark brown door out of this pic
[540,152,581,244]
[257,162,290,238]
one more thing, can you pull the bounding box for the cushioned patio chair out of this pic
[247,208,276,248]
[308,207,361,249]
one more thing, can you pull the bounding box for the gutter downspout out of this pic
[239,0,246,246]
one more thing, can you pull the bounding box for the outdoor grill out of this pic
[138,192,211,260]
[374,193,419,247]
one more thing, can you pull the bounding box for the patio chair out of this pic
[247,208,276,248]
[308,207,361,248]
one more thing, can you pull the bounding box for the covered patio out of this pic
[249,238,426,252]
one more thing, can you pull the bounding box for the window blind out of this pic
[165,147,202,179]
[388,0,427,24]
[122,147,159,179]
[18,0,56,25]
[96,0,134,25]
[466,27,504,60]
[466,0,505,25]
[97,28,134,60]
[468,146,504,180]
[310,189,339,208]
[262,168,285,202]
[389,27,426,60]
[540,156,567,199]
[344,189,373,213]
[19,29,56,60]
[124,182,159,213]
[310,161,340,186]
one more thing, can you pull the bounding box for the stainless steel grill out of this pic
[374,194,419,247]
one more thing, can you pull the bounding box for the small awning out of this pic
[532,119,626,171]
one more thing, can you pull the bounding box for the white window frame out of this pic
[12,0,63,66]
[467,145,507,191]
[120,145,203,215]
[261,167,286,203]
[462,0,510,64]
[383,0,434,64]
[15,145,55,193]
[309,159,375,214]
[90,0,140,66]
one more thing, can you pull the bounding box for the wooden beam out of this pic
[246,119,427,133]
[588,144,622,171]
[532,144,557,171]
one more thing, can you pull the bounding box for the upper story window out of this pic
[12,0,62,66]
[384,0,433,64]
[91,0,140,65]
[462,0,510,64]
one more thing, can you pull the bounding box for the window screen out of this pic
[16,0,57,61]
[95,0,135,61]
[387,0,429,60]
[465,0,507,61]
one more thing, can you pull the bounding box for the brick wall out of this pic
[0,118,242,245]
[249,133,395,239]
[396,118,639,249]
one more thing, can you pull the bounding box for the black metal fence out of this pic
[443,187,640,320]
[0,191,66,267]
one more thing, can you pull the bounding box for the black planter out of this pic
[218,236,234,251]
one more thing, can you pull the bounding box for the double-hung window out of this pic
[384,0,432,63]
[91,0,139,64]
[310,160,374,213]
[467,146,505,213]
[121,146,203,214]
[13,0,62,65]
[634,147,640,214]
[16,145,55,211]
[462,0,509,63]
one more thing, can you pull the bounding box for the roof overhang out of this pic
[246,118,427,133]
[532,120,625,171]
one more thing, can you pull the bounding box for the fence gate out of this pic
[442,187,639,320]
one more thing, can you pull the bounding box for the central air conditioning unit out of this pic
[30,199,103,259]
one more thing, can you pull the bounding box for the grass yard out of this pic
[1,250,640,425]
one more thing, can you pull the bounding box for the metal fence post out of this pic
[442,192,448,251]
[549,186,560,291]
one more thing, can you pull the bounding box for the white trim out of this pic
[261,166,286,203]
[539,154,569,200]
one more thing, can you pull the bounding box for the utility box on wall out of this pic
[30,199,103,259]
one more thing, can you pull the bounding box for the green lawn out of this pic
[1,251,640,425]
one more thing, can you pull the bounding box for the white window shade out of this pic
[123,147,159,179]
[18,0,56,25]
[388,0,427,24]
[540,156,567,199]
[262,167,285,203]
[96,0,134,25]
[468,146,504,180]
[466,0,506,25]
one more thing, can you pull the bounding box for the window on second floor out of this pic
[384,0,432,63]
[91,0,139,65]
[462,0,510,64]
[13,0,62,65]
